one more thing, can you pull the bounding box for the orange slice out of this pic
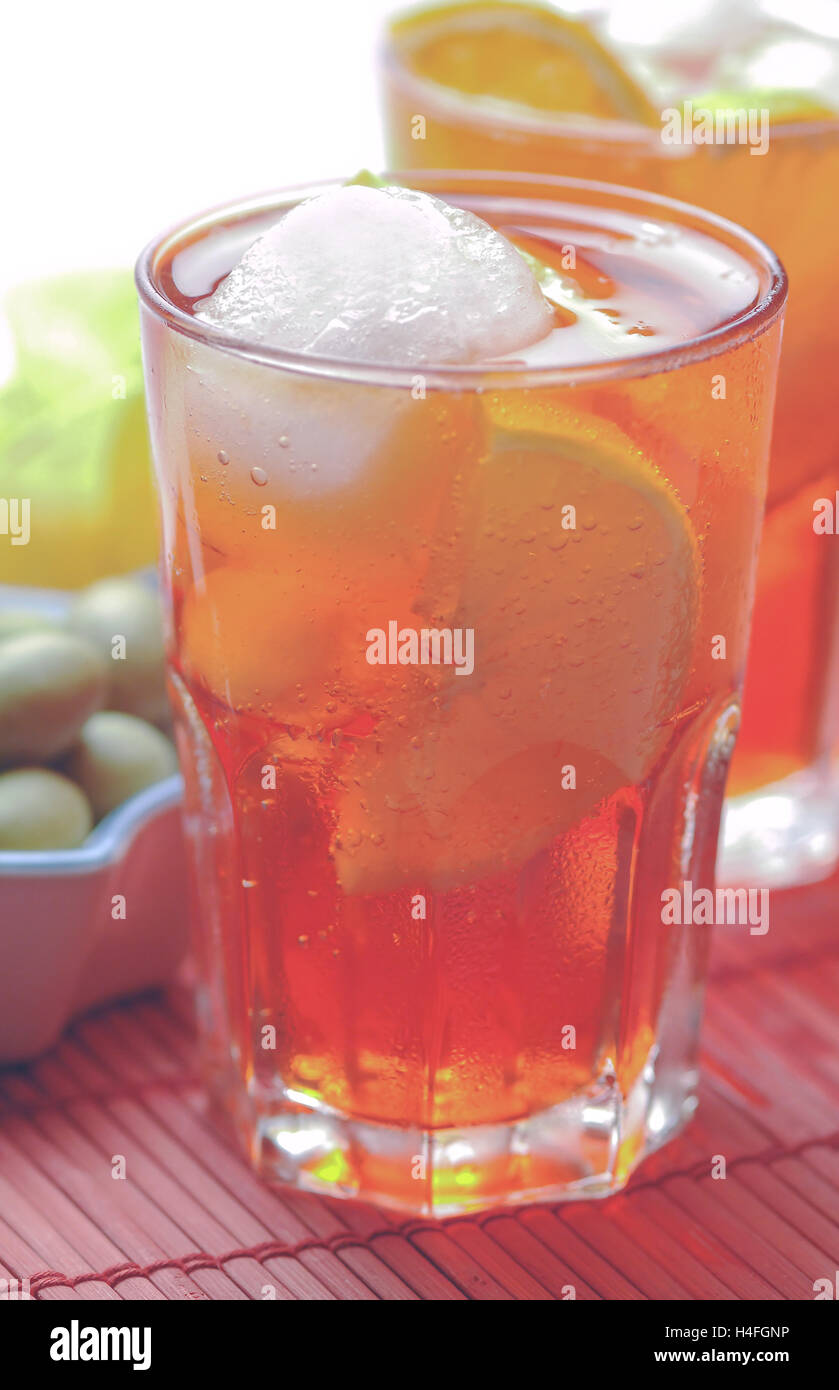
[179,554,459,733]
[331,396,700,891]
[389,1,659,124]
[461,394,699,775]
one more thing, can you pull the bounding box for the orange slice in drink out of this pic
[180,563,352,729]
[460,394,699,773]
[331,397,700,891]
[179,557,458,734]
[389,1,659,124]
[331,698,630,893]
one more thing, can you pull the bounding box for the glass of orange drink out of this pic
[381,0,839,888]
[137,171,785,1213]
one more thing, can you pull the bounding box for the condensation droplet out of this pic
[251,466,268,486]
[217,449,230,465]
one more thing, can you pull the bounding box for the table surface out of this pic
[2,870,838,1302]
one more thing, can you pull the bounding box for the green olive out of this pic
[0,768,93,849]
[0,630,108,763]
[68,578,169,724]
[64,711,178,818]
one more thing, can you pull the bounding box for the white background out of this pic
[8,0,826,295]
[5,0,834,307]
[0,0,398,297]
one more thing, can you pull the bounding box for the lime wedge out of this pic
[345,169,389,189]
[692,88,838,125]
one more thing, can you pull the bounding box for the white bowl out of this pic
[0,775,188,1062]
[0,581,188,1063]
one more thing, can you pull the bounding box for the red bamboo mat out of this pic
[1,871,837,1302]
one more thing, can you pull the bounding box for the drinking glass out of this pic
[381,1,839,888]
[137,172,785,1214]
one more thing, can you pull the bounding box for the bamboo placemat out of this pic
[2,870,837,1301]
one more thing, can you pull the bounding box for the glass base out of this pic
[719,765,839,889]
[237,1049,697,1217]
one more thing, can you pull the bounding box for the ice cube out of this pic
[196,184,554,365]
[156,330,412,551]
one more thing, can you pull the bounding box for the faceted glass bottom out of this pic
[209,1045,697,1217]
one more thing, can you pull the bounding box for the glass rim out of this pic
[135,170,788,391]
[380,7,839,150]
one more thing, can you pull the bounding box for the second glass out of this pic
[381,2,839,888]
[137,173,785,1215]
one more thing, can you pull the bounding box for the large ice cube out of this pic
[196,184,554,365]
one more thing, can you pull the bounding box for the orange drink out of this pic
[137,173,785,1213]
[382,0,839,886]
